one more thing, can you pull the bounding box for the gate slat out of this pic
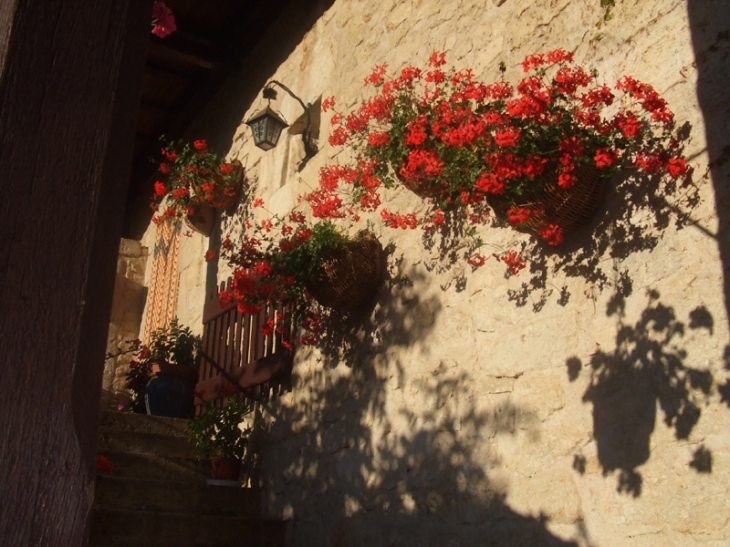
[195,277,293,411]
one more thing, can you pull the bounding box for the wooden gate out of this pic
[194,279,294,413]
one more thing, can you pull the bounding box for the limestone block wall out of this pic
[174,224,210,336]
[169,0,730,545]
[103,239,149,409]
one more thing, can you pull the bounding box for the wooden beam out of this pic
[0,1,149,545]
[147,40,229,73]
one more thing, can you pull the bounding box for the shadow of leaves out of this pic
[567,290,715,496]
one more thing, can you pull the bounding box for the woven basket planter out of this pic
[305,232,382,312]
[490,162,607,236]
[398,171,450,200]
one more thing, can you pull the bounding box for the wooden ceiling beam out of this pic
[147,41,230,73]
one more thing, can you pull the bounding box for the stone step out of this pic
[94,475,260,517]
[99,409,191,437]
[98,450,211,483]
[89,509,288,547]
[97,425,196,459]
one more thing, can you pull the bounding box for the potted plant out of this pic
[313,49,688,264]
[150,138,244,236]
[186,398,253,481]
[216,202,381,348]
[107,319,201,417]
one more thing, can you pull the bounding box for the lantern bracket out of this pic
[262,80,318,169]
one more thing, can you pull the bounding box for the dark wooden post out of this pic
[0,1,149,545]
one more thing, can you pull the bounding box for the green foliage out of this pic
[146,318,201,369]
[271,221,350,283]
[220,217,364,346]
[600,0,615,24]
[186,399,253,459]
[124,360,152,414]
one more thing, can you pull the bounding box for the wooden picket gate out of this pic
[194,279,294,413]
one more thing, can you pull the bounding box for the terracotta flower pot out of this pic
[211,457,242,480]
[184,203,215,237]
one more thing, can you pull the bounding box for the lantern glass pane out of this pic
[251,119,264,144]
[267,120,283,146]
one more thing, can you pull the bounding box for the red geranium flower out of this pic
[151,2,176,38]
[219,291,233,308]
[667,157,688,178]
[539,224,564,246]
[467,254,486,267]
[96,455,114,475]
[498,250,526,275]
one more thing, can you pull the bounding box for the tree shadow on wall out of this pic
[314,244,446,369]
[503,163,700,313]
[258,356,580,547]
[566,289,714,497]
[687,0,730,409]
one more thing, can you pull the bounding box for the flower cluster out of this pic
[186,398,253,460]
[218,205,357,348]
[151,2,176,38]
[151,139,241,224]
[310,49,688,256]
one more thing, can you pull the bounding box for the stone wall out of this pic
[103,238,148,409]
[169,0,730,545]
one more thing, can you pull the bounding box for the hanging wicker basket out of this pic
[398,171,450,200]
[305,232,382,312]
[490,162,607,236]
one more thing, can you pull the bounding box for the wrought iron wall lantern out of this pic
[245,81,318,170]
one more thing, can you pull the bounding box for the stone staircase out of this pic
[91,410,287,547]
